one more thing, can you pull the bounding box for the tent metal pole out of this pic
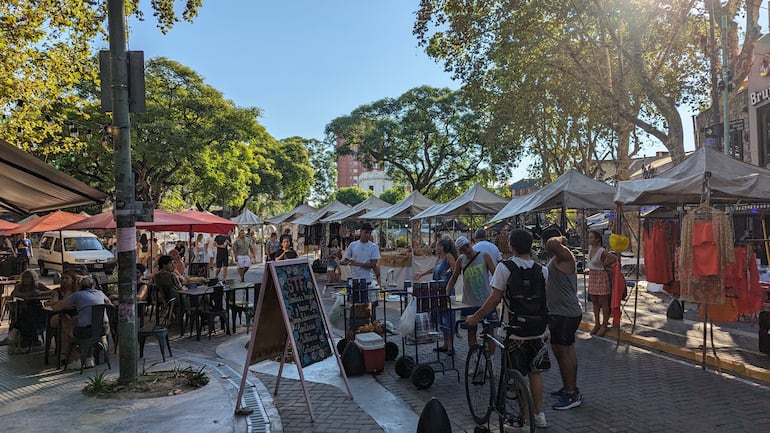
[632,210,642,334]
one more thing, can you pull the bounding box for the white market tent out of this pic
[231,209,263,226]
[614,146,770,205]
[411,183,508,220]
[359,190,436,220]
[264,203,316,225]
[320,195,390,223]
[489,168,616,222]
[292,200,350,226]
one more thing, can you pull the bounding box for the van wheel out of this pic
[39,261,48,276]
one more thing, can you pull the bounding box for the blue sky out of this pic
[126,1,456,142]
[123,1,716,171]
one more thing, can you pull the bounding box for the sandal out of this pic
[596,325,609,337]
[589,325,600,335]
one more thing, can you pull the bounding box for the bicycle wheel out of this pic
[497,368,534,433]
[465,344,493,425]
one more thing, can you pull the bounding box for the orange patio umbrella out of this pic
[5,210,87,235]
[0,219,18,233]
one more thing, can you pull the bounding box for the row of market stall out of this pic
[267,146,770,360]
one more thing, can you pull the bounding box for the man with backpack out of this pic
[466,229,550,429]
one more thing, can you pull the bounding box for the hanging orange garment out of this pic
[692,221,719,276]
[643,222,673,283]
[610,262,626,327]
[733,248,764,314]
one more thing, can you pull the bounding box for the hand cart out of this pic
[394,280,459,389]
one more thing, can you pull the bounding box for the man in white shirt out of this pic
[340,223,380,303]
[473,228,503,263]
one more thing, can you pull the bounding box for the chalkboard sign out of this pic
[237,258,351,420]
[273,261,332,367]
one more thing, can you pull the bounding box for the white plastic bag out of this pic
[399,297,417,337]
[328,294,345,330]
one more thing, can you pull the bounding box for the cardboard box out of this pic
[355,332,385,373]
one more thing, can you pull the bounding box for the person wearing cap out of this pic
[232,229,257,282]
[445,235,497,350]
[473,228,502,263]
[151,255,185,304]
[339,223,380,303]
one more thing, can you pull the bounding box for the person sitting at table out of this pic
[151,255,185,304]
[5,269,51,348]
[274,236,298,261]
[52,276,111,368]
[168,248,186,276]
[48,270,80,362]
[136,263,149,302]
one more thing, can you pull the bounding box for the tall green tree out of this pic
[334,187,371,207]
[293,137,337,206]
[380,186,408,204]
[0,0,203,150]
[415,0,761,175]
[325,86,499,201]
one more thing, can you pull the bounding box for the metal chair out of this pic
[63,304,111,374]
[138,298,176,362]
[202,285,229,340]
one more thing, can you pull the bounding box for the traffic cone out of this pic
[416,397,451,433]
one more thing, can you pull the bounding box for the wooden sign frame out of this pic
[234,258,352,420]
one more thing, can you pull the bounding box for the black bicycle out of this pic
[458,319,535,433]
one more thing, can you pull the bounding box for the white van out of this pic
[37,230,116,275]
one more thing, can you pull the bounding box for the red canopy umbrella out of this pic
[177,210,238,235]
[0,219,18,233]
[6,210,87,234]
[64,209,206,232]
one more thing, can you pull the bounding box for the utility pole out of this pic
[708,0,721,148]
[107,0,139,383]
[721,14,730,156]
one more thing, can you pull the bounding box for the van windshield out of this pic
[64,237,105,252]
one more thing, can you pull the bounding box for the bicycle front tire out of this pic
[465,344,493,425]
[498,368,535,433]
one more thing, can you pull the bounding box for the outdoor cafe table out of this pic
[175,283,256,339]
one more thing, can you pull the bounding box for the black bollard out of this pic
[416,397,451,433]
[341,339,365,376]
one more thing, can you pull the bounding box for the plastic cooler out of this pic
[355,332,385,373]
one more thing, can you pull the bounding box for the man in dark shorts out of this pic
[543,227,583,410]
[466,229,551,429]
[213,233,231,281]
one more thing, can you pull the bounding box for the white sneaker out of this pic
[85,357,95,368]
[534,412,548,428]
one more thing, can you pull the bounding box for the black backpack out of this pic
[503,260,548,337]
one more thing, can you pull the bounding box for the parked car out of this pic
[37,230,116,275]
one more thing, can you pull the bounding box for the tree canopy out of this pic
[325,86,503,201]
[0,0,203,151]
[333,187,372,207]
[414,0,761,177]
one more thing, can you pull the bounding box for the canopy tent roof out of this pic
[614,146,770,205]
[231,209,263,226]
[6,210,87,234]
[292,200,350,226]
[359,191,436,220]
[0,219,19,233]
[321,195,390,223]
[264,204,317,225]
[411,183,508,220]
[177,209,238,234]
[63,209,232,233]
[489,168,616,222]
[0,138,108,214]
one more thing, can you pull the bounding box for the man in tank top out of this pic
[542,228,583,411]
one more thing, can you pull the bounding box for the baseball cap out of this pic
[455,236,471,249]
[473,228,487,240]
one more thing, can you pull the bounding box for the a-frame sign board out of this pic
[234,258,352,420]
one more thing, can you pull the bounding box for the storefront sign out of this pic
[750,86,770,105]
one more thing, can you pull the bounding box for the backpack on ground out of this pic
[503,260,548,337]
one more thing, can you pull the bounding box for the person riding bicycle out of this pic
[465,228,550,430]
